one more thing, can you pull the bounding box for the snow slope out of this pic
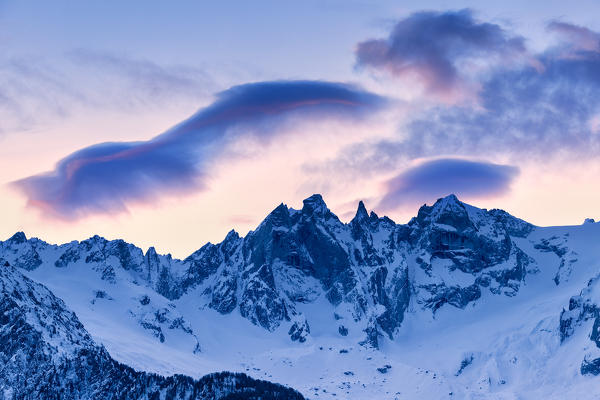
[0,265,306,399]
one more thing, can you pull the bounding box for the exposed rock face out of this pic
[560,275,600,375]
[0,194,538,347]
[534,235,579,285]
[0,265,305,399]
[288,316,311,343]
[129,295,202,353]
[1,231,44,271]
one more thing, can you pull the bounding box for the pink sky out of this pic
[1,2,599,257]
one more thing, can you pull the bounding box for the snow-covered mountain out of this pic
[0,264,305,399]
[2,194,600,399]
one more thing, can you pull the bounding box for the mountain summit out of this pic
[0,194,543,341]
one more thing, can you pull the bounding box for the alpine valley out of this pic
[2,194,600,399]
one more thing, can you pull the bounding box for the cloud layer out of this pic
[14,80,384,218]
[401,21,600,159]
[378,158,519,211]
[355,9,525,94]
[319,18,600,180]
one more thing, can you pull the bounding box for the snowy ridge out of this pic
[2,193,600,399]
[0,194,538,344]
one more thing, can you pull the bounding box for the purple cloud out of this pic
[399,25,600,161]
[14,80,385,219]
[315,19,600,178]
[378,158,519,211]
[355,9,525,95]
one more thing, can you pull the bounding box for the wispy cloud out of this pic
[14,80,385,219]
[0,58,86,133]
[548,21,600,52]
[0,51,214,134]
[67,49,214,109]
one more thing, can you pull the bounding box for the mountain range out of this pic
[2,194,600,399]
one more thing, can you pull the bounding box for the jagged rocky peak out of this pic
[224,228,241,242]
[145,246,158,258]
[1,231,47,271]
[412,194,474,231]
[353,200,369,223]
[0,193,541,347]
[350,200,394,233]
[8,231,28,244]
[427,193,464,212]
[263,202,292,228]
[410,194,534,237]
[82,234,109,247]
[302,194,332,219]
[220,229,242,254]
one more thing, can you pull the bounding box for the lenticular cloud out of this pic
[378,158,519,211]
[15,80,385,219]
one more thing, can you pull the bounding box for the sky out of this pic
[1,0,600,257]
